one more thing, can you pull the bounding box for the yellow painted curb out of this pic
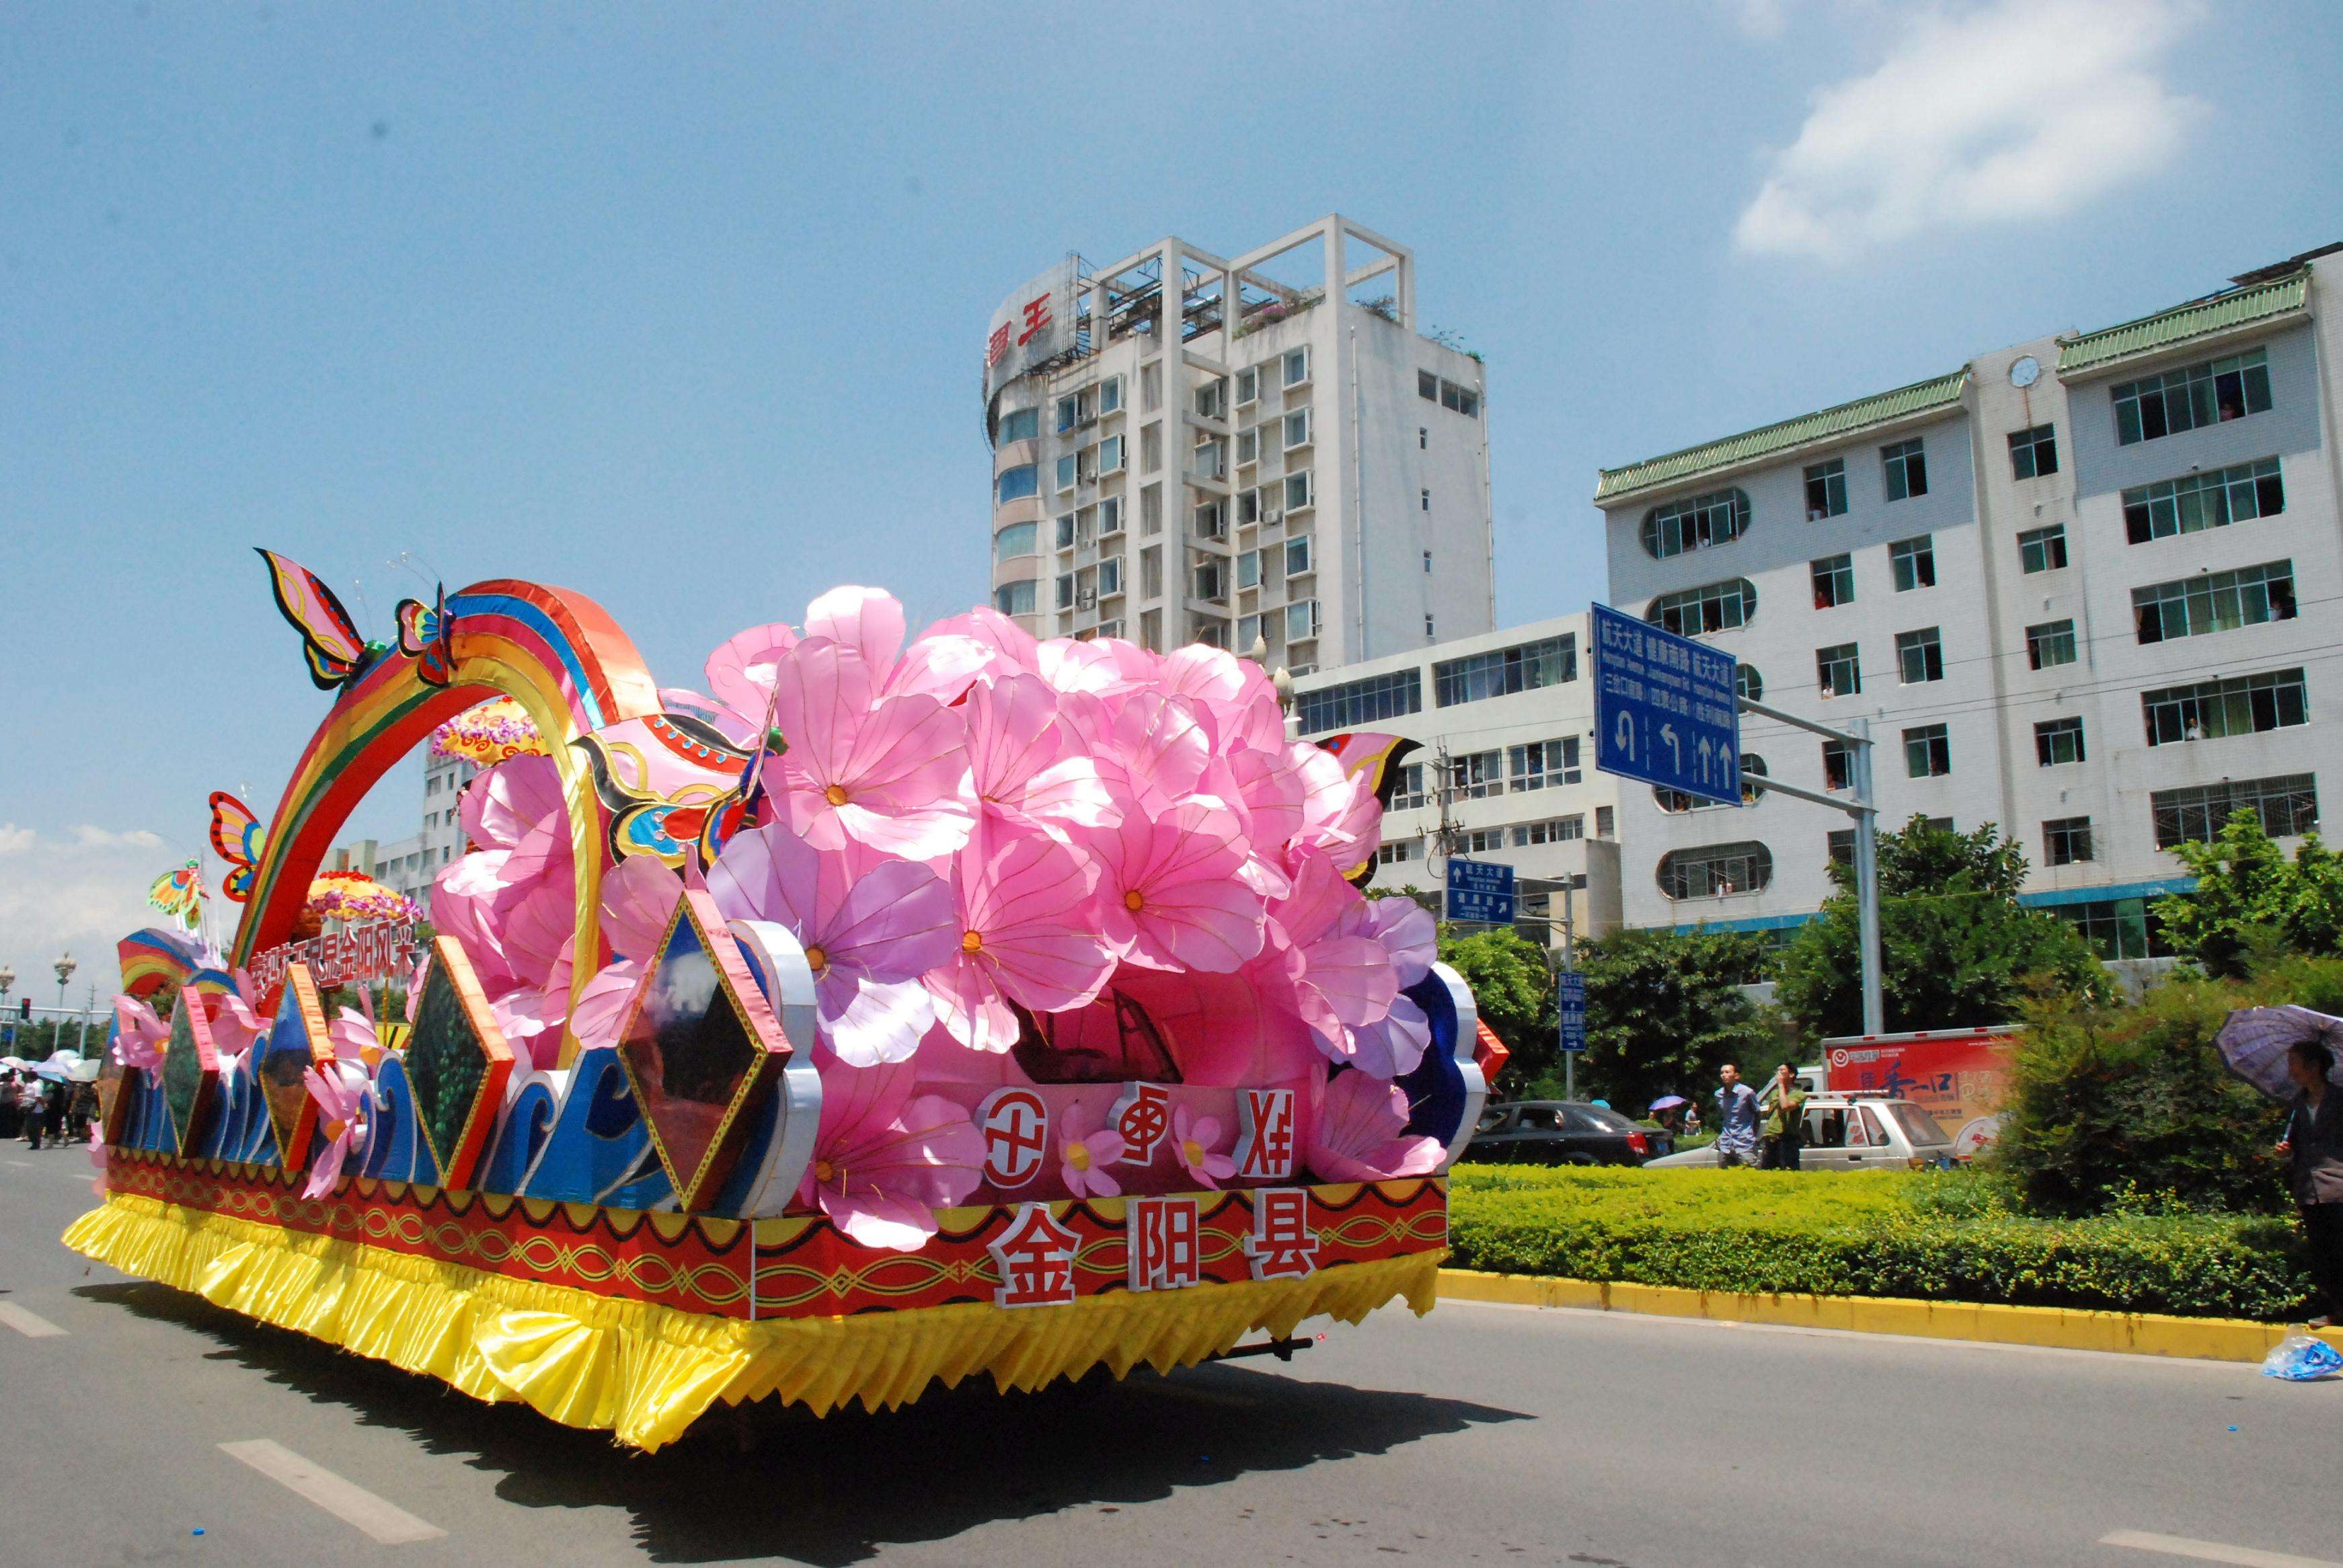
[1436,1269,2343,1364]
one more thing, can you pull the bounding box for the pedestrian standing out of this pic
[1761,1064,1808,1171]
[1714,1063,1761,1169]
[2277,1039,2343,1329]
[21,1075,46,1150]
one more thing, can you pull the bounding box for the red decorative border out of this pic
[104,1150,1447,1323]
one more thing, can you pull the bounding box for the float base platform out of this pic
[63,1163,1445,1452]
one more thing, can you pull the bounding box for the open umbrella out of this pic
[305,870,422,927]
[1648,1094,1689,1113]
[2215,1006,2343,1100]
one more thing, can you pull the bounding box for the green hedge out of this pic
[1446,1166,2313,1321]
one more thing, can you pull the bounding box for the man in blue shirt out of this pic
[1714,1062,1761,1168]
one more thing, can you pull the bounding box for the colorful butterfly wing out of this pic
[395,586,453,687]
[207,791,265,904]
[256,548,367,690]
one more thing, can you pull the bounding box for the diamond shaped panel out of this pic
[258,964,332,1171]
[160,993,221,1156]
[404,936,514,1191]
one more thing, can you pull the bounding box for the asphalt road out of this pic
[4,1149,2339,1568]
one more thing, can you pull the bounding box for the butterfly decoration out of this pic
[394,583,454,687]
[575,711,759,869]
[1313,731,1422,888]
[148,860,203,930]
[207,791,266,904]
[256,548,378,691]
[693,706,786,875]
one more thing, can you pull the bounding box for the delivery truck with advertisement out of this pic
[1818,1026,2020,1160]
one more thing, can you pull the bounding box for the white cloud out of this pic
[1735,0,2206,262]
[0,825,32,855]
[69,825,165,849]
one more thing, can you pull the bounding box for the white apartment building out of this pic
[1599,243,2343,959]
[984,215,1495,670]
[331,749,477,916]
[1292,615,1623,940]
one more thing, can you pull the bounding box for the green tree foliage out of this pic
[1576,927,1777,1113]
[1436,925,1554,1091]
[1991,971,2299,1216]
[2153,811,2343,977]
[1775,816,2104,1039]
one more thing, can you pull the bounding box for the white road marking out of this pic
[218,1440,447,1544]
[0,1302,67,1338]
[2102,1530,2343,1567]
[5,1159,32,1169]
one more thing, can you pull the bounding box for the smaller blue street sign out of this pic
[1590,602,1742,806]
[1444,857,1516,925]
[1556,971,1586,1053]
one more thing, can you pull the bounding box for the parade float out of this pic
[68,557,1498,1450]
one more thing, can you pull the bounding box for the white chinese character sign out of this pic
[982,257,1081,405]
[1590,602,1741,806]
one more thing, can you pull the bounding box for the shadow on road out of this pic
[79,1280,1528,1566]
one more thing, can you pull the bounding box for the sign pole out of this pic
[1849,717,1884,1037]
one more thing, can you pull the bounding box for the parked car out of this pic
[1467,1101,1675,1167]
[1643,1093,1957,1169]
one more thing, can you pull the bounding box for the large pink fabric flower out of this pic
[1309,1070,1442,1181]
[703,621,800,734]
[1088,796,1265,973]
[1171,1105,1236,1188]
[1056,1102,1125,1198]
[796,1056,985,1251]
[765,635,975,860]
[709,820,959,1065]
[1338,896,1437,1078]
[301,1060,371,1200]
[111,996,168,1074]
[927,828,1116,1053]
[963,673,1114,838]
[1267,853,1400,1064]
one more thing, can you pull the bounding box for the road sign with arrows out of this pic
[1590,602,1742,807]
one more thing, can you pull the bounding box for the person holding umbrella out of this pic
[2277,1040,2343,1328]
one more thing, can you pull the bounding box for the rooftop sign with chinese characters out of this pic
[1590,602,1741,807]
[983,257,1082,405]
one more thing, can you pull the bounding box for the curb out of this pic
[1435,1269,2343,1364]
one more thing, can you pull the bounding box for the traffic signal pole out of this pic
[1734,697,1883,1037]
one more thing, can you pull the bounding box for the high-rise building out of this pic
[1291,614,1623,942]
[983,215,1494,671]
[331,748,477,916]
[1598,244,2343,962]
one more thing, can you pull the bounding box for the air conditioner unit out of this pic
[1077,590,1098,610]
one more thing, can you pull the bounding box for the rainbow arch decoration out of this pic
[229,580,660,1062]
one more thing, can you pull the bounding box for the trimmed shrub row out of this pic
[1446,1167,2313,1322]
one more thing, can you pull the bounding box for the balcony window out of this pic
[2113,347,2271,445]
[1282,346,1310,387]
[1657,842,1773,900]
[1285,598,1319,642]
[2141,668,2307,746]
[1641,488,1750,559]
[1284,409,1310,448]
[2153,773,2318,848]
[1098,557,1123,596]
[994,521,1039,561]
[996,465,1039,504]
[1284,471,1313,511]
[1237,549,1260,589]
[997,407,1040,445]
[1056,453,1079,492]
[1099,434,1125,474]
[2133,561,2296,643]
[994,580,1037,616]
[1100,496,1123,536]
[2122,458,2284,543]
[1286,534,1313,576]
[1646,578,1757,637]
[1098,375,1122,415]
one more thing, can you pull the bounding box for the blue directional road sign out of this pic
[1555,971,1586,1053]
[1444,857,1516,925]
[1590,602,1742,806]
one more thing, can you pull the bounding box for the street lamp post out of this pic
[53,953,76,1060]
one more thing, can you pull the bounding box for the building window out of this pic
[2133,560,2296,643]
[1284,471,1313,511]
[1816,642,1860,698]
[1418,369,1438,400]
[1236,367,1258,406]
[2043,816,2094,867]
[1055,573,1075,610]
[1656,753,1763,813]
[997,407,1040,445]
[1895,627,1944,684]
[1391,763,1428,810]
[1448,750,1504,800]
[1285,534,1313,576]
[1657,841,1773,900]
[2034,716,2086,767]
[1822,739,1853,791]
[996,465,1039,504]
[1100,496,1123,536]
[994,521,1039,561]
[1141,424,1163,475]
[993,580,1037,617]
[2018,524,2068,574]
[1098,557,1122,596]
[1282,347,1310,387]
[2008,424,2058,479]
[1889,536,1935,592]
[1509,737,1583,791]
[1237,549,1261,590]
[1640,488,1750,559]
[1737,664,1763,702]
[2055,897,2164,961]
[1285,409,1310,449]
[1420,488,1430,513]
[1804,458,1847,520]
[1903,723,1950,778]
[1285,598,1319,642]
[1422,549,1432,574]
[1141,547,1162,599]
[1828,828,1854,867]
[1881,438,1927,501]
[1141,484,1163,536]
[1056,453,1079,492]
[1054,513,1077,551]
[2113,347,2272,445]
[1194,500,1226,540]
[2142,668,2308,746]
[1098,375,1122,415]
[1811,553,1855,609]
[1595,805,1615,838]
[1376,838,1420,866]
[1420,426,1428,450]
[1099,434,1125,474]
[1512,816,1585,847]
[1434,635,1577,706]
[2026,619,2077,670]
[2122,457,2284,543]
[1424,614,1436,637]
[1293,660,1415,736]
[1646,578,1757,637]
[2153,773,2319,848]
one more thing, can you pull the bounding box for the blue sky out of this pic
[3,0,2338,990]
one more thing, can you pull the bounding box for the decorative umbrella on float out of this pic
[430,697,546,768]
[303,871,421,927]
